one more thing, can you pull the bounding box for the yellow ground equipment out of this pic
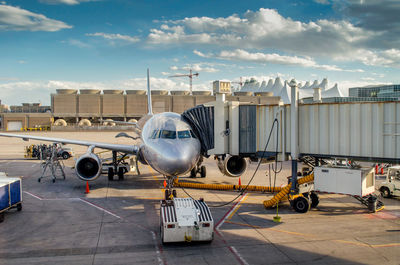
[263,173,314,209]
[174,179,282,193]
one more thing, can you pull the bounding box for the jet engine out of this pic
[75,153,102,181]
[217,155,248,177]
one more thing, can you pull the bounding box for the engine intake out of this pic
[217,155,247,177]
[75,153,102,181]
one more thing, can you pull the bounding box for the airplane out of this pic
[0,69,247,199]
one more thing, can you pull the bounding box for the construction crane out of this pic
[231,77,243,91]
[169,69,199,95]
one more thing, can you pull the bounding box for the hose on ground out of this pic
[263,173,314,208]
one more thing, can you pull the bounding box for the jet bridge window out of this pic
[178,130,191,139]
[160,130,176,139]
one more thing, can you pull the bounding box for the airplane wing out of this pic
[0,133,139,154]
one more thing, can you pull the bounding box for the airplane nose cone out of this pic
[158,140,200,176]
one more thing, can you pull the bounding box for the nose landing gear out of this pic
[164,176,178,200]
[190,157,206,178]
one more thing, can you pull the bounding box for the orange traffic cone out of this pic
[85,181,90,194]
[238,177,242,187]
[163,180,167,188]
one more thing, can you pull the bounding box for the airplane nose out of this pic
[161,140,200,176]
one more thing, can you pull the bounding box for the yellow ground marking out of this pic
[227,193,249,220]
[372,243,400,248]
[332,240,371,248]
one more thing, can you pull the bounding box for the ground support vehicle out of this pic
[160,198,214,243]
[0,175,22,223]
[25,144,74,160]
[379,166,400,198]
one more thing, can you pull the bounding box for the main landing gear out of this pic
[190,157,206,178]
[107,151,129,181]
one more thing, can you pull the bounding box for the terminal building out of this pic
[349,84,400,99]
[1,80,399,131]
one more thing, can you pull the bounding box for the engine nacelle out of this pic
[75,153,102,181]
[217,155,248,177]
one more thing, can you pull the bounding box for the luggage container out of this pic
[314,166,375,197]
[160,198,213,243]
[0,176,22,222]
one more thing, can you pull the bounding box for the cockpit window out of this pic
[150,130,160,139]
[160,130,176,139]
[178,130,191,139]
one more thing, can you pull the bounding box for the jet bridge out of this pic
[184,95,400,164]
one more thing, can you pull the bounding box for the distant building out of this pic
[237,77,342,104]
[349,84,400,99]
[8,103,51,113]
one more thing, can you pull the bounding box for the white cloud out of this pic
[334,48,400,67]
[193,50,206,57]
[86,32,140,43]
[147,8,399,67]
[0,4,72,31]
[361,77,375,81]
[170,63,219,73]
[195,49,364,72]
[39,0,98,5]
[148,25,212,44]
[67,39,91,48]
[314,0,330,4]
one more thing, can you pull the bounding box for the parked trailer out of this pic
[314,166,375,197]
[160,198,214,243]
[0,176,22,222]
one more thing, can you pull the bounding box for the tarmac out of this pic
[0,131,399,265]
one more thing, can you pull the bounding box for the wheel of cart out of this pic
[164,190,170,200]
[108,168,114,181]
[291,196,311,213]
[190,166,197,178]
[62,152,70,160]
[0,212,4,223]
[200,166,206,178]
[310,192,319,208]
[380,187,391,198]
[118,167,125,180]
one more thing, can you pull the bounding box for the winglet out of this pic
[147,68,153,115]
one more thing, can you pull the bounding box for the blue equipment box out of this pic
[0,177,22,216]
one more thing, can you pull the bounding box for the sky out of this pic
[0,0,399,105]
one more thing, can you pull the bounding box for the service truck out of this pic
[379,166,400,198]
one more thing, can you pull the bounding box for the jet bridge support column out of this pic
[289,79,299,194]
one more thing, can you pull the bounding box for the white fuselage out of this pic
[140,112,201,177]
